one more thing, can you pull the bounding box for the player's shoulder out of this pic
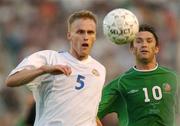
[26,50,63,63]
[109,71,128,84]
[111,68,136,84]
[90,56,106,71]
[30,50,58,56]
[158,65,177,75]
[118,67,134,78]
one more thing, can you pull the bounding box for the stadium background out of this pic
[0,0,179,126]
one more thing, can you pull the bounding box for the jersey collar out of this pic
[133,63,158,72]
[64,52,92,64]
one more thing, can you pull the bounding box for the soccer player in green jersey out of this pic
[98,24,179,126]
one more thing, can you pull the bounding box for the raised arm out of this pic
[5,65,71,87]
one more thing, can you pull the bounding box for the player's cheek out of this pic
[90,37,95,47]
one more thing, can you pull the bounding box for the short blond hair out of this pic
[67,10,97,31]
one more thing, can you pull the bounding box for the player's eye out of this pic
[136,38,142,43]
[87,30,95,35]
[147,38,153,43]
[77,30,85,34]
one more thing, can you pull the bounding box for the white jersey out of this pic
[9,50,106,126]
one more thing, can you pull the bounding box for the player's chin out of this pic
[140,57,151,64]
[139,53,150,59]
[79,51,89,58]
[81,49,90,55]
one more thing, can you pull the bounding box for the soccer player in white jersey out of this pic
[5,10,106,126]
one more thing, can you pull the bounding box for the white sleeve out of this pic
[8,51,53,89]
[8,51,49,76]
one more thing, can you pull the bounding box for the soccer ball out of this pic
[103,8,139,45]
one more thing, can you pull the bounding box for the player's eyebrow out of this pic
[136,37,153,40]
[136,37,143,40]
[76,29,95,34]
[87,30,95,34]
[76,29,85,34]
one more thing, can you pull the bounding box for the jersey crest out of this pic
[92,68,100,76]
[163,83,171,92]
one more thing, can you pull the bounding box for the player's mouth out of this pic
[140,50,149,54]
[82,43,89,47]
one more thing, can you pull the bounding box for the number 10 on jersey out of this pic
[143,86,163,102]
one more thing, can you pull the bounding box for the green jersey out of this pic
[98,65,178,126]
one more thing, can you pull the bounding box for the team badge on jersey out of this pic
[163,83,171,92]
[92,69,100,76]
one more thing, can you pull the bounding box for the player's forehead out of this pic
[70,18,96,30]
[136,31,155,40]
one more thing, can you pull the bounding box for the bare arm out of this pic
[5,65,71,87]
[96,117,103,126]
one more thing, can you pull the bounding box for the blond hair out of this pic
[67,10,97,31]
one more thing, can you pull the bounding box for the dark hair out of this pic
[130,24,159,47]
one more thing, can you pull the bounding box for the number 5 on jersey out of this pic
[75,75,85,90]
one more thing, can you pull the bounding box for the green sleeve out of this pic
[98,77,120,119]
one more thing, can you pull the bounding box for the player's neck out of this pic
[135,61,158,71]
[69,50,88,61]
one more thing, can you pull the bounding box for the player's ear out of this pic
[129,46,134,55]
[130,47,135,55]
[94,33,97,41]
[155,45,159,54]
[67,32,71,40]
[129,41,134,53]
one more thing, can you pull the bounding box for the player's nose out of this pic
[83,32,89,41]
[141,41,148,47]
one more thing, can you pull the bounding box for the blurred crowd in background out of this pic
[0,0,179,126]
